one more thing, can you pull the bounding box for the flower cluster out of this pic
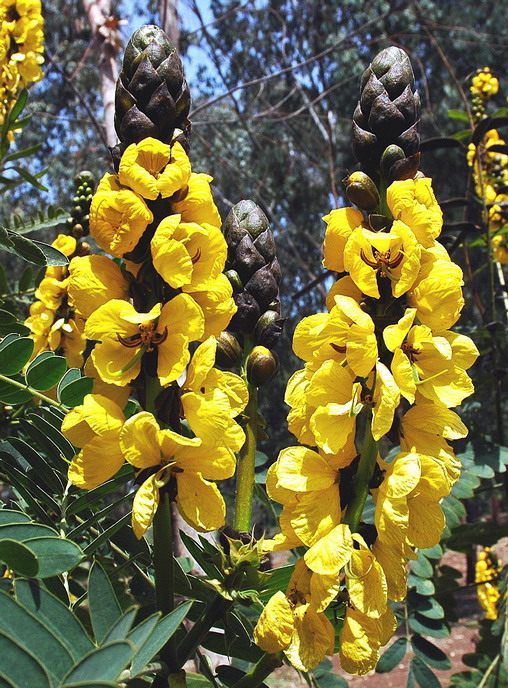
[61,136,246,537]
[0,0,44,125]
[253,173,478,674]
[470,68,499,101]
[25,234,86,369]
[475,547,501,620]
[466,70,508,264]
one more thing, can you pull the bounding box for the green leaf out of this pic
[67,494,133,540]
[0,522,57,540]
[0,539,38,576]
[3,144,42,163]
[0,509,31,525]
[448,109,469,122]
[0,630,51,688]
[61,683,121,687]
[411,656,441,688]
[24,537,83,578]
[8,89,28,122]
[6,437,64,495]
[31,239,69,266]
[216,666,270,688]
[376,637,408,673]
[129,601,193,677]
[451,129,472,141]
[0,590,74,684]
[58,376,94,407]
[201,630,264,663]
[10,166,47,192]
[15,579,94,661]
[0,263,8,295]
[88,561,123,643]
[0,452,61,518]
[411,554,433,579]
[408,592,444,620]
[18,265,33,292]
[186,674,215,687]
[407,574,435,596]
[408,613,449,639]
[66,468,134,516]
[0,335,34,375]
[0,373,33,404]
[83,512,132,555]
[25,412,76,461]
[104,608,137,642]
[25,352,68,391]
[411,634,451,670]
[61,641,134,683]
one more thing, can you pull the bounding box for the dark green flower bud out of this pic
[75,170,95,187]
[215,331,242,368]
[254,310,285,348]
[352,47,420,173]
[344,171,380,210]
[246,346,279,387]
[380,144,420,182]
[223,200,283,338]
[112,24,191,163]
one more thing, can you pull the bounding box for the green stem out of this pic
[153,491,179,673]
[176,594,232,667]
[343,412,378,532]
[0,373,67,410]
[234,335,258,532]
[231,652,283,688]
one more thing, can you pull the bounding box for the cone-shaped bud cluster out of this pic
[222,200,284,345]
[67,171,95,239]
[112,25,191,163]
[352,47,420,179]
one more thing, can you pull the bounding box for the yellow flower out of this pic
[68,255,130,320]
[343,221,421,298]
[386,315,478,407]
[407,243,464,331]
[492,234,508,265]
[85,296,204,387]
[372,537,415,602]
[118,138,191,200]
[374,451,450,549]
[84,356,131,410]
[265,446,342,547]
[386,178,443,248]
[476,549,501,620]
[325,275,364,312]
[183,274,237,339]
[322,207,364,273]
[172,172,222,228]
[254,559,336,672]
[90,173,153,257]
[471,68,499,99]
[293,295,377,376]
[59,318,86,369]
[120,412,234,537]
[151,215,227,289]
[339,605,396,676]
[180,337,247,451]
[62,394,125,489]
[399,401,465,488]
[34,275,69,311]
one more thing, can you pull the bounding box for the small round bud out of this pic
[75,170,95,186]
[253,310,285,348]
[77,241,91,256]
[246,346,279,387]
[344,171,379,210]
[215,331,243,368]
[225,269,243,293]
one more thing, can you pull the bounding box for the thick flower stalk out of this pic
[0,0,44,126]
[254,47,478,676]
[221,200,284,531]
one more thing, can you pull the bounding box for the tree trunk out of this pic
[160,0,180,49]
[82,0,120,148]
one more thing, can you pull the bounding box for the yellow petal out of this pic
[383,308,417,352]
[371,361,400,441]
[285,605,335,672]
[290,483,341,547]
[322,207,363,273]
[304,524,353,575]
[347,543,387,618]
[118,138,171,199]
[132,471,164,539]
[68,255,130,320]
[175,471,226,531]
[172,172,222,228]
[253,591,294,654]
[120,412,162,468]
[276,446,338,492]
[151,215,194,288]
[68,436,124,490]
[157,142,191,197]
